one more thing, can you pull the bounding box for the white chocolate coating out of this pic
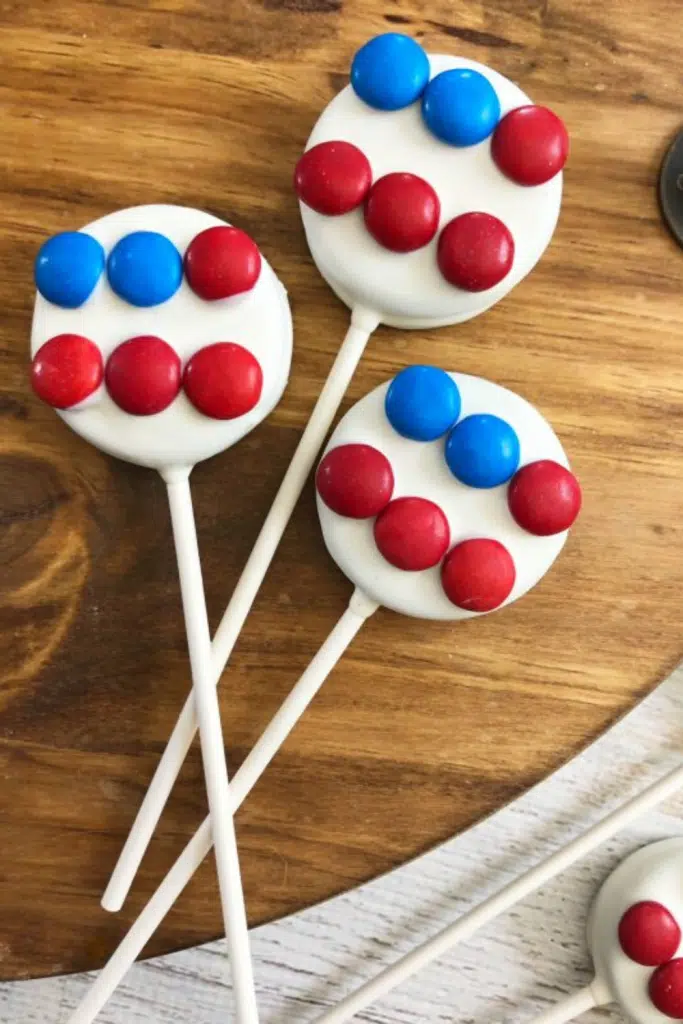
[316,373,570,620]
[300,54,562,329]
[31,204,293,470]
[589,838,683,1024]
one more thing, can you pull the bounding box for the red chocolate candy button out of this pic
[31,333,103,409]
[316,444,394,519]
[294,141,373,216]
[619,902,681,967]
[364,173,440,252]
[374,496,450,571]
[650,959,683,1018]
[492,105,569,187]
[508,460,581,536]
[441,538,515,612]
[184,226,261,300]
[183,342,263,420]
[105,336,181,416]
[437,212,514,292]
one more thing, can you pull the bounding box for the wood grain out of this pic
[1,0,682,981]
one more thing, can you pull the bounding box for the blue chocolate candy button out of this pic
[34,231,105,308]
[385,365,461,442]
[422,68,500,146]
[445,413,520,488]
[351,33,430,111]
[107,231,182,307]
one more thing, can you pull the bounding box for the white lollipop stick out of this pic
[522,983,610,1024]
[102,308,379,912]
[309,764,683,1024]
[163,467,258,1024]
[67,588,378,1024]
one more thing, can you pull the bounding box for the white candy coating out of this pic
[316,373,570,620]
[31,204,293,470]
[589,838,683,1024]
[299,54,563,329]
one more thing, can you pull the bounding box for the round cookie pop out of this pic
[295,33,568,329]
[317,367,578,620]
[516,839,683,1024]
[103,34,569,912]
[31,205,291,469]
[31,203,293,1024]
[63,366,581,1024]
[587,839,683,1024]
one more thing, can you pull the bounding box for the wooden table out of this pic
[1,0,682,982]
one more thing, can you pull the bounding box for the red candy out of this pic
[492,105,569,187]
[437,212,514,292]
[373,497,450,571]
[650,959,683,1018]
[31,333,103,409]
[364,173,440,252]
[619,902,681,967]
[184,226,261,300]
[183,343,263,420]
[294,141,373,216]
[105,336,181,416]
[441,538,515,612]
[316,444,394,519]
[508,460,581,536]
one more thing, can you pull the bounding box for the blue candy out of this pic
[422,68,500,146]
[445,414,520,488]
[34,231,105,308]
[107,231,182,307]
[351,33,430,111]
[385,365,461,442]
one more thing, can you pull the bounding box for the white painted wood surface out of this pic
[3,664,683,1024]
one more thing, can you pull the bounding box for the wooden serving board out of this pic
[1,0,682,982]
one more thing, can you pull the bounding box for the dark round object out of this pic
[659,128,683,249]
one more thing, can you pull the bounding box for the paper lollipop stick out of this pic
[65,365,581,1024]
[30,203,294,1024]
[161,467,259,1024]
[104,32,570,909]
